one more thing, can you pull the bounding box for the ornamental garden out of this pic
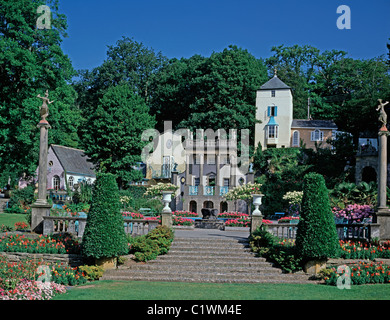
[1,167,390,300]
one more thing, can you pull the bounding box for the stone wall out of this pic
[0,251,84,267]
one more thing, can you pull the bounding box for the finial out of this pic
[274,68,277,77]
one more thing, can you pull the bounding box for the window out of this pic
[68,176,74,188]
[311,129,324,142]
[271,90,276,97]
[53,175,60,190]
[207,155,215,165]
[268,125,278,139]
[194,178,200,186]
[223,178,230,187]
[292,131,300,147]
[267,106,278,117]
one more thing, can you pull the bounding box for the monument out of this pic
[31,90,53,233]
[376,99,390,241]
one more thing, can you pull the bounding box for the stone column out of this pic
[376,125,390,240]
[31,119,52,233]
[199,153,204,194]
[215,153,220,196]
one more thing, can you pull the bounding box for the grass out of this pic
[54,280,390,300]
[0,213,27,228]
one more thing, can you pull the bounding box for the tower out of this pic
[254,72,293,150]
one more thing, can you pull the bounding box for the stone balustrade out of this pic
[43,216,159,238]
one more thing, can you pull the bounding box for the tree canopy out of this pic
[0,0,80,185]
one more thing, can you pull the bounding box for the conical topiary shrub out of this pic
[81,173,128,268]
[295,172,339,273]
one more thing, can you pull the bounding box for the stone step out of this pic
[166,250,256,258]
[123,264,280,273]
[102,271,310,284]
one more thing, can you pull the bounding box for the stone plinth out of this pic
[31,203,51,234]
[250,214,263,234]
[195,219,225,231]
[377,208,390,241]
[161,212,173,229]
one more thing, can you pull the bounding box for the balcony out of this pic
[187,186,229,197]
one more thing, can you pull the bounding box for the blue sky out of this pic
[58,0,390,71]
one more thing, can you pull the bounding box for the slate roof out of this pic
[259,75,291,90]
[291,119,338,129]
[51,145,96,177]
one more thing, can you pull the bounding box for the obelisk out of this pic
[31,90,53,233]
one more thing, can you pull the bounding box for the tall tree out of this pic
[152,45,268,142]
[74,37,167,117]
[82,84,156,188]
[0,0,80,185]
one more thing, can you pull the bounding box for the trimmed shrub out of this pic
[81,173,128,260]
[295,173,339,262]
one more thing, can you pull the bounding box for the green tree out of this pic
[295,173,339,263]
[82,84,156,188]
[81,173,128,260]
[152,45,268,143]
[0,0,81,183]
[74,37,167,118]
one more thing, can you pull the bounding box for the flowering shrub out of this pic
[224,183,262,201]
[0,279,67,300]
[14,222,29,231]
[282,191,303,205]
[332,204,374,223]
[322,261,390,286]
[173,211,198,218]
[225,219,250,227]
[144,183,178,197]
[0,256,88,300]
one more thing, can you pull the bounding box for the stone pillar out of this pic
[230,154,236,187]
[250,194,263,235]
[215,154,220,196]
[199,153,204,193]
[377,126,390,240]
[31,119,52,233]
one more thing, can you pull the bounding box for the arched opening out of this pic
[53,175,60,190]
[189,200,197,213]
[203,201,214,209]
[362,166,377,183]
[220,201,228,213]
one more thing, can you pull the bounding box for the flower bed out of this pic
[277,216,300,223]
[173,210,198,218]
[332,204,374,223]
[337,240,390,260]
[173,216,194,226]
[322,261,390,286]
[122,212,144,219]
[0,255,88,300]
[0,234,81,255]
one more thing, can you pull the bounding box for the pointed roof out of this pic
[50,144,96,177]
[259,74,291,91]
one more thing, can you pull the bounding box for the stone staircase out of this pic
[102,236,312,284]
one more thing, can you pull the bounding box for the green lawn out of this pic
[54,280,390,300]
[0,213,27,228]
